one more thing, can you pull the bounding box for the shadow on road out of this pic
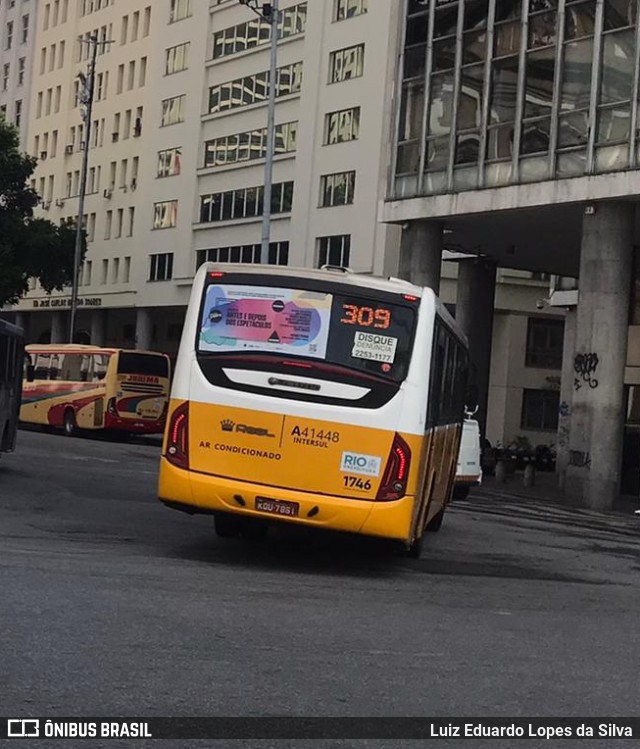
[168,528,407,580]
[163,523,596,585]
[18,422,162,447]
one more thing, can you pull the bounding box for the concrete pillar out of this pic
[455,258,497,437]
[50,312,66,343]
[398,221,443,294]
[556,308,577,490]
[566,202,634,511]
[90,310,106,346]
[14,312,28,338]
[135,308,152,351]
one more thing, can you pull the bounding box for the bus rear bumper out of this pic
[158,458,415,542]
[105,414,165,434]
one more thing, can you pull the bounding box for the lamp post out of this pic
[238,0,280,265]
[68,35,111,343]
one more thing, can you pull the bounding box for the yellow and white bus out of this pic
[22,344,170,437]
[159,265,469,556]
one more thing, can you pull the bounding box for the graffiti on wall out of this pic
[574,353,599,391]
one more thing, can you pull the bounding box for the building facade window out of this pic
[152,200,178,229]
[199,181,294,223]
[5,21,13,50]
[334,0,367,22]
[160,94,185,126]
[394,0,640,197]
[521,388,560,431]
[317,234,351,267]
[208,61,303,114]
[329,43,365,83]
[149,252,174,281]
[324,106,360,144]
[21,14,29,43]
[212,2,307,59]
[525,317,565,369]
[170,0,192,23]
[165,42,190,75]
[157,147,182,177]
[319,171,356,207]
[17,57,25,85]
[203,121,297,167]
[196,242,289,269]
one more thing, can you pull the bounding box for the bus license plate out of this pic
[255,497,299,518]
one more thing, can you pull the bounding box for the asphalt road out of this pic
[2,428,640,749]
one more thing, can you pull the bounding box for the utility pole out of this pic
[68,34,111,343]
[238,0,280,265]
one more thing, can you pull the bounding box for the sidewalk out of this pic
[475,469,640,518]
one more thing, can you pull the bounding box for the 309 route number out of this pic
[343,475,372,491]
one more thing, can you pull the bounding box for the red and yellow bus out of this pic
[21,345,170,436]
[159,265,469,557]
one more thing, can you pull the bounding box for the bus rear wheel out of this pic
[425,507,445,533]
[405,533,424,559]
[214,512,242,539]
[63,409,77,437]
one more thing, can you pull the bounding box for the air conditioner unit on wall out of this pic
[40,151,48,160]
[65,144,74,155]
[103,188,112,199]
[55,198,65,207]
[41,200,50,210]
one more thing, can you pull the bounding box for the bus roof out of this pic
[202,263,428,298]
[0,318,24,337]
[25,344,168,357]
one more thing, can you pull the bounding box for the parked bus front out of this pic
[0,319,25,456]
[21,345,170,437]
[159,266,468,556]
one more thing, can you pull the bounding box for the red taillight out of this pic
[166,401,189,470]
[107,397,118,416]
[403,294,419,302]
[376,433,412,501]
[209,271,225,278]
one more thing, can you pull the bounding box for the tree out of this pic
[0,117,85,308]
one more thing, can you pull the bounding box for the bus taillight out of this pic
[376,433,411,501]
[167,401,189,469]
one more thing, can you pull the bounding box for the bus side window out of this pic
[61,354,85,382]
[93,355,109,381]
[49,355,62,381]
[23,353,34,382]
[427,324,447,426]
[34,353,51,380]
[80,355,93,382]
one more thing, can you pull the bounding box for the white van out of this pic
[453,414,482,500]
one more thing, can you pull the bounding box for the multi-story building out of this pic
[0,0,39,147]
[383,0,640,509]
[6,0,565,459]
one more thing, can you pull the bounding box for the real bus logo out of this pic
[340,451,382,477]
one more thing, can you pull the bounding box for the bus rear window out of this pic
[198,283,416,381]
[118,353,169,378]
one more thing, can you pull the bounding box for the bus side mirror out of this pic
[26,364,35,382]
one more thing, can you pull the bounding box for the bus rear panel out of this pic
[159,266,467,547]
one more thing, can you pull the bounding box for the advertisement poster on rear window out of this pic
[199,285,332,359]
